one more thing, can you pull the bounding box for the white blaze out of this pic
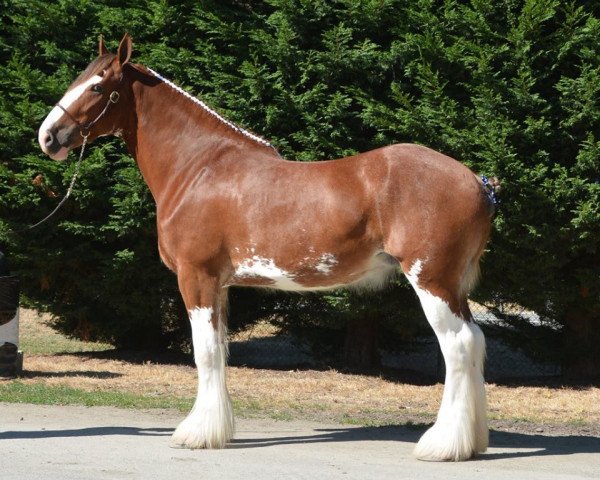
[38,75,103,158]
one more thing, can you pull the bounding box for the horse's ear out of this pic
[117,33,132,66]
[99,34,110,56]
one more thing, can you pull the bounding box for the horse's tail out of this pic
[480,175,501,216]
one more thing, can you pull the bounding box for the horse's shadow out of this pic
[0,426,172,440]
[230,425,600,460]
[481,429,600,460]
[1,423,597,460]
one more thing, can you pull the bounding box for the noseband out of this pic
[56,90,120,138]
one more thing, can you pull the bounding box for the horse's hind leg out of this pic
[170,267,234,449]
[404,258,488,461]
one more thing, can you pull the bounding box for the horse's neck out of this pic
[124,79,276,203]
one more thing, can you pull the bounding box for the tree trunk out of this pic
[343,313,380,370]
[562,306,600,378]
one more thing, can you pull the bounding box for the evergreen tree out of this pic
[0,0,597,373]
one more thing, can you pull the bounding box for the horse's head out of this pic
[38,34,133,160]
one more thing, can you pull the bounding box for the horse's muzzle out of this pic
[38,125,74,161]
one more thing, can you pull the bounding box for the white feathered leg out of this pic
[407,261,488,461]
[170,306,234,449]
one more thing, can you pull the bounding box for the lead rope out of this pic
[24,134,89,231]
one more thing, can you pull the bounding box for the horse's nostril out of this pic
[44,131,55,148]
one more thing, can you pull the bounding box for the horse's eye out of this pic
[91,84,103,94]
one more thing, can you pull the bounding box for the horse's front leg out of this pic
[170,267,234,449]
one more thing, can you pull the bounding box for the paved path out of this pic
[1,403,598,479]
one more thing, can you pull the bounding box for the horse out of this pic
[38,34,497,461]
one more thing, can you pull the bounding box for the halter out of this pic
[55,90,120,138]
[22,83,123,232]
[25,78,123,230]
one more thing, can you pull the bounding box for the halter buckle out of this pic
[109,91,120,103]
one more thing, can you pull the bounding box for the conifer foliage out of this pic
[0,1,598,371]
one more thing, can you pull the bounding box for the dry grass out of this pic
[10,309,600,429]
[19,309,112,354]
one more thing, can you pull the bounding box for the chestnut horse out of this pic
[38,35,497,461]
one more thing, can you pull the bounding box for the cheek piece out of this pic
[55,90,121,138]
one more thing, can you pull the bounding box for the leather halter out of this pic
[55,89,120,137]
[25,76,123,231]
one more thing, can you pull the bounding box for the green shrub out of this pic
[0,1,598,372]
